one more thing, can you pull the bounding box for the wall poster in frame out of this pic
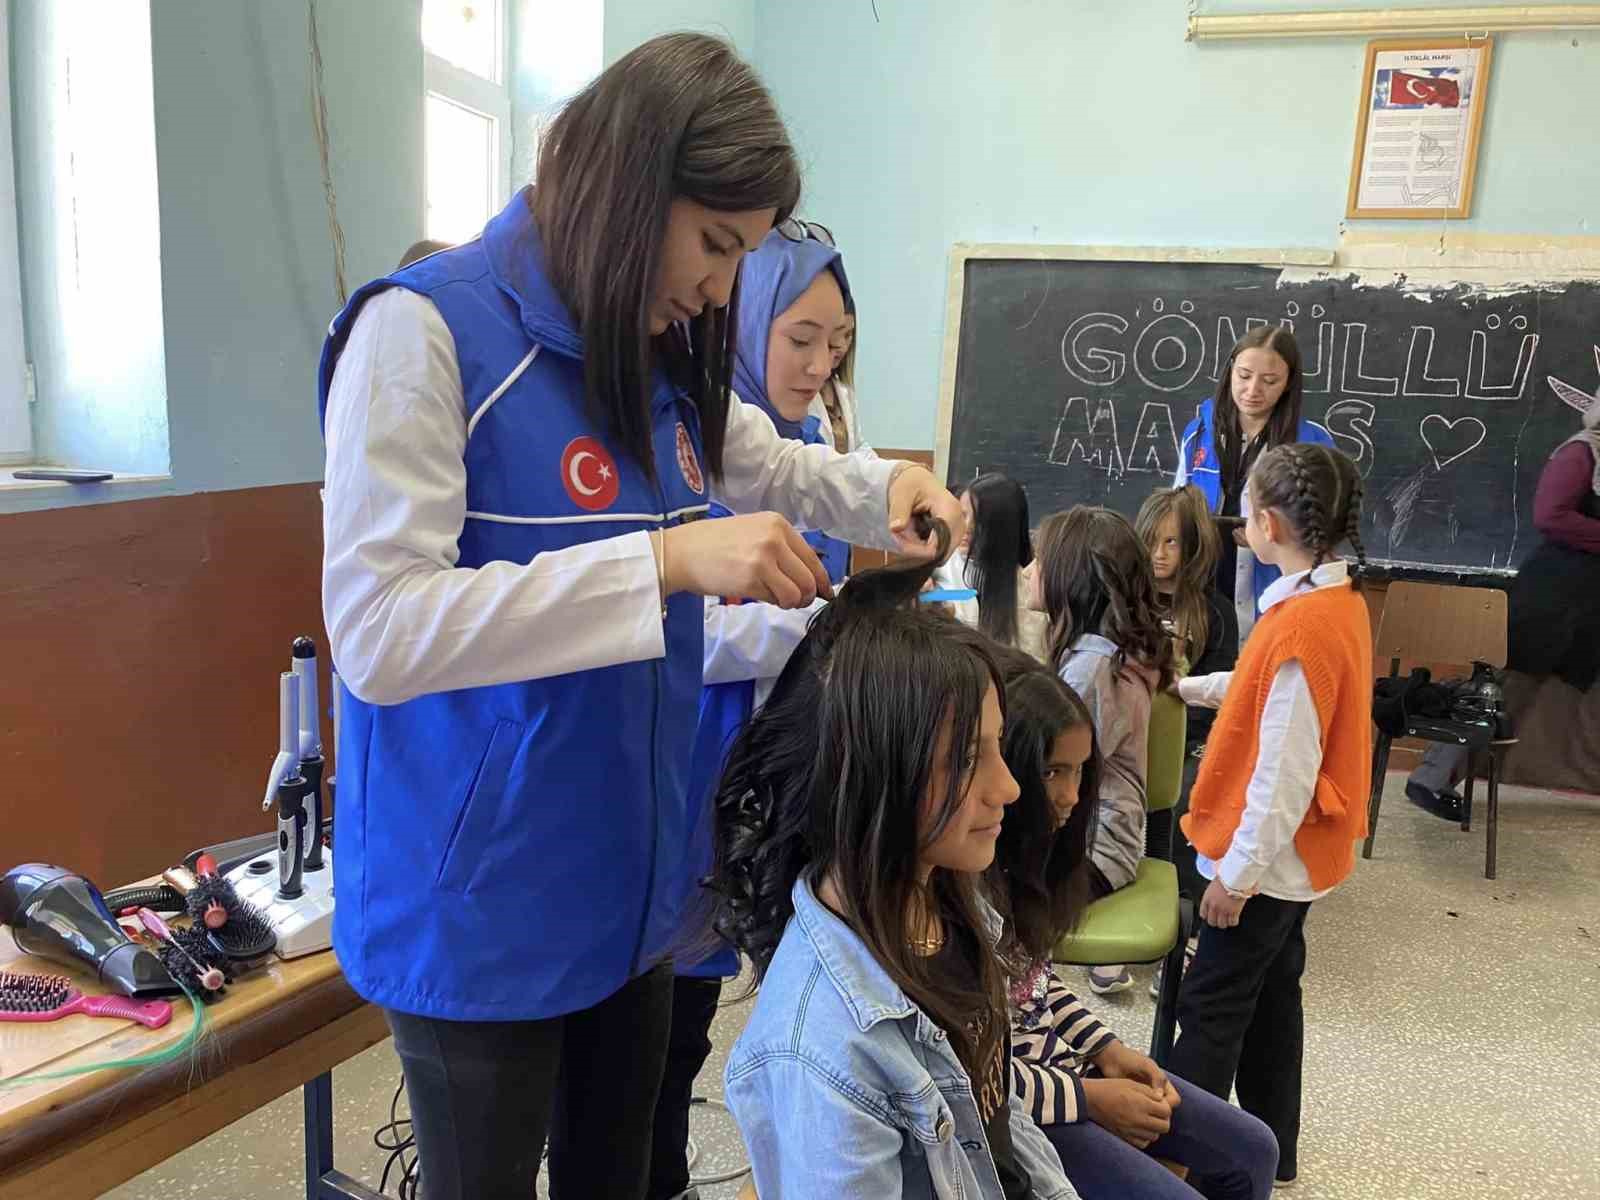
[1346,37,1493,220]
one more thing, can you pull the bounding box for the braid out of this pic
[1337,455,1369,590]
[1284,445,1331,587]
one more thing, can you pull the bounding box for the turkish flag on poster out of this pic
[1389,71,1460,107]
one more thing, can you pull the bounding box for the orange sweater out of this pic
[1181,581,1374,893]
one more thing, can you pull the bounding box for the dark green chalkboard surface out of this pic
[937,247,1600,576]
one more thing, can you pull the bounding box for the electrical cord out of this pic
[687,1096,752,1188]
[373,1078,422,1199]
[101,883,186,914]
[371,1082,749,1193]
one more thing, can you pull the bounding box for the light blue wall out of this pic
[4,0,423,513]
[752,0,1600,451]
[603,0,753,63]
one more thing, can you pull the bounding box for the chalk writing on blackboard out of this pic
[946,254,1599,574]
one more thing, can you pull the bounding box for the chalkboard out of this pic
[937,247,1600,575]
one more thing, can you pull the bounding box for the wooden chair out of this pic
[1363,582,1518,879]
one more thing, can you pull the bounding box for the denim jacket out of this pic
[726,878,1077,1199]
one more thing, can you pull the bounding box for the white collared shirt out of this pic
[1178,560,1351,902]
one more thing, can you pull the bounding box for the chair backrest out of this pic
[1147,689,1188,816]
[1375,582,1508,673]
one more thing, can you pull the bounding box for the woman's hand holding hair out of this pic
[887,465,965,561]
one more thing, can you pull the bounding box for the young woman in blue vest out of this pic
[648,224,855,1200]
[316,36,962,1200]
[1174,327,1334,641]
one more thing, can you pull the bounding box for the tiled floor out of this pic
[105,774,1600,1200]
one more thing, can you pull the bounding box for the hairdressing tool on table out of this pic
[180,816,334,880]
[1,864,179,998]
[159,858,277,970]
[135,908,227,998]
[101,882,187,917]
[224,639,338,959]
[292,638,329,872]
[0,969,173,1028]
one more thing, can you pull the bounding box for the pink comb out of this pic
[0,969,172,1029]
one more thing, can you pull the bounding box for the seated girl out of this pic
[1135,485,1239,912]
[708,549,1076,1199]
[994,660,1278,1200]
[1026,507,1176,994]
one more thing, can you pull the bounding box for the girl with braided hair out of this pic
[1163,443,1372,1189]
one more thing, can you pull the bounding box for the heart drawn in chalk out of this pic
[1419,414,1487,470]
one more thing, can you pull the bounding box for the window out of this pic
[0,6,32,463]
[423,1,511,244]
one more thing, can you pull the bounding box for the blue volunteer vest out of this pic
[317,193,714,1020]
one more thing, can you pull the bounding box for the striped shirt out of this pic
[1009,963,1117,1125]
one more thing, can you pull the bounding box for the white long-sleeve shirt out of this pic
[703,594,825,710]
[323,289,899,706]
[1178,560,1350,902]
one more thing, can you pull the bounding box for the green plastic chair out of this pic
[1053,688,1191,1064]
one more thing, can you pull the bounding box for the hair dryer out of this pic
[0,863,178,998]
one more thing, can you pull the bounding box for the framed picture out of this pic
[1346,37,1493,220]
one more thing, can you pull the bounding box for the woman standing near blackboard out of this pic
[1174,327,1334,640]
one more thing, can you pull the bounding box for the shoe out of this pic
[1405,781,1463,823]
[1089,964,1133,994]
[1273,1175,1297,1190]
[1148,937,1198,998]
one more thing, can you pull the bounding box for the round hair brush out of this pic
[165,856,276,968]
[136,908,227,999]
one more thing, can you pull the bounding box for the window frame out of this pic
[0,4,33,464]
[423,0,512,244]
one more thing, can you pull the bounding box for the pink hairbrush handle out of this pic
[69,993,174,1029]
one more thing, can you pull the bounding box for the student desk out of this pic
[0,926,390,1199]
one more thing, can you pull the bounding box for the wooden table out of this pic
[0,927,391,1199]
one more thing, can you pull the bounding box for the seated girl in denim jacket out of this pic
[704,549,1077,1200]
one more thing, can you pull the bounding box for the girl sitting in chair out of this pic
[992,657,1278,1200]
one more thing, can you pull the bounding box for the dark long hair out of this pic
[1135,484,1218,664]
[1214,326,1305,498]
[990,664,1101,963]
[532,34,801,483]
[963,473,1033,648]
[708,529,1013,1083]
[1249,443,1368,590]
[1036,506,1177,691]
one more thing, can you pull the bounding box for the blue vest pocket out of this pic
[435,718,524,895]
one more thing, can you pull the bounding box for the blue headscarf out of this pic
[732,230,852,441]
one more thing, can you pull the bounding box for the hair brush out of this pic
[136,909,228,999]
[165,856,276,967]
[0,969,173,1028]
